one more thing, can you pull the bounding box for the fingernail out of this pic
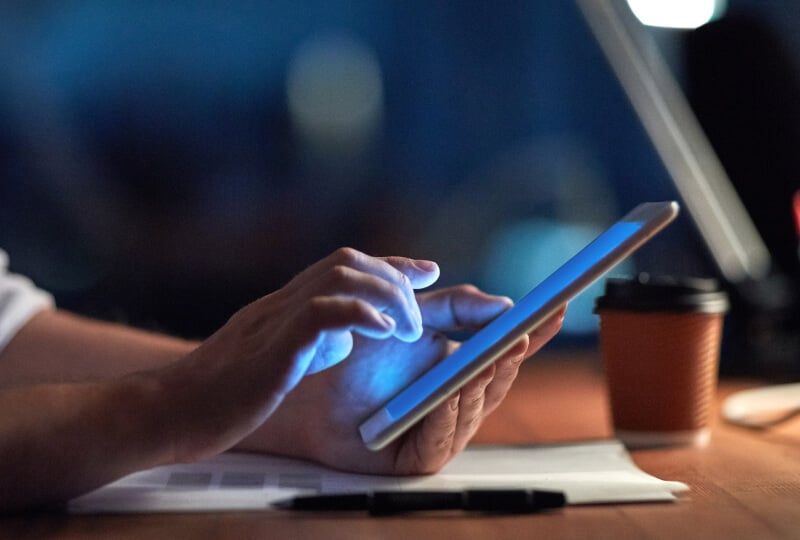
[497,296,514,307]
[414,260,438,273]
[380,313,396,329]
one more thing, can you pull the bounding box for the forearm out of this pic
[0,309,198,387]
[0,373,174,512]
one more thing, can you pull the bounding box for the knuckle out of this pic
[298,297,370,330]
[434,432,456,451]
[318,264,357,294]
[461,414,483,432]
[464,392,485,409]
[397,270,411,289]
[507,352,526,368]
[333,246,361,265]
[345,299,371,320]
[326,264,353,288]
[301,296,328,321]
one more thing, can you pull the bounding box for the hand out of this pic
[157,248,440,463]
[238,285,565,475]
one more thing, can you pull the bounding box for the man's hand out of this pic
[0,247,562,510]
[238,285,565,475]
[0,247,444,510]
[158,247,442,464]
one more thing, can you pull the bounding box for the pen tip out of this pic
[271,499,293,510]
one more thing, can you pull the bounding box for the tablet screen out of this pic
[386,220,643,419]
[360,201,678,450]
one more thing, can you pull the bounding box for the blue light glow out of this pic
[482,220,635,335]
[385,220,644,419]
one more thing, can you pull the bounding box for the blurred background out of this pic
[0,1,798,373]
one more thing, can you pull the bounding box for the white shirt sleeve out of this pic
[0,250,55,353]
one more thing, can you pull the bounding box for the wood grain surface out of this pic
[2,351,798,540]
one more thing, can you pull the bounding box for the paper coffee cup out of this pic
[594,274,729,448]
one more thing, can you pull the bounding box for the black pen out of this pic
[272,489,566,515]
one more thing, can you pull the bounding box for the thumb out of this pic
[418,286,513,332]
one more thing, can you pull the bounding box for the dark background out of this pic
[0,1,797,371]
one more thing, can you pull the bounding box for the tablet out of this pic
[359,201,680,450]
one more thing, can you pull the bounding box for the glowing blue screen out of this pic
[385,220,644,419]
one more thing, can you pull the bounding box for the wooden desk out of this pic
[2,352,799,539]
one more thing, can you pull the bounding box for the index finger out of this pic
[287,248,441,341]
[293,248,440,291]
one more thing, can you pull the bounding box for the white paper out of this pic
[68,440,688,514]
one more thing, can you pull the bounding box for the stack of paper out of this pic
[68,440,688,514]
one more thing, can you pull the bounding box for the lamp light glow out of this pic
[627,0,726,29]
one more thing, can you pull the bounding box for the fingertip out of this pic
[541,305,567,333]
[472,293,514,321]
[409,260,440,289]
[492,295,514,311]
[354,311,397,340]
[508,335,529,358]
[393,324,423,343]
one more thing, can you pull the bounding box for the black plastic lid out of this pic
[594,273,729,314]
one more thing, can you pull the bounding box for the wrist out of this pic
[144,361,209,465]
[232,378,324,462]
[106,371,179,469]
[149,346,289,465]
